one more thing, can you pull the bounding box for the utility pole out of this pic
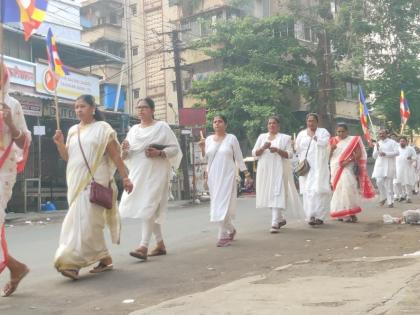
[171,29,191,200]
[315,0,336,132]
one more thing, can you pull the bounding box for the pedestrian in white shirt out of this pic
[394,136,416,203]
[372,129,399,207]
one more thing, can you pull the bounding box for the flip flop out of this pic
[60,269,79,280]
[2,268,30,297]
[89,262,114,274]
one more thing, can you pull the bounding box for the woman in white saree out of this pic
[329,124,375,222]
[0,64,31,296]
[53,95,133,280]
[199,115,250,247]
[119,97,182,260]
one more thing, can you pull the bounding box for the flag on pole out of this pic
[359,86,371,144]
[46,27,69,77]
[1,0,49,41]
[400,89,410,125]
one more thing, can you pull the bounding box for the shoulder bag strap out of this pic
[304,136,313,159]
[207,140,223,174]
[77,126,95,181]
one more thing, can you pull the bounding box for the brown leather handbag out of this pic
[294,137,312,177]
[77,127,113,209]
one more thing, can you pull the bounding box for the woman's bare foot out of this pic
[2,262,30,297]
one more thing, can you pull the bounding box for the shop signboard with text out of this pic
[35,63,99,101]
[4,56,36,87]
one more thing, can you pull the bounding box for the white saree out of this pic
[119,121,182,223]
[54,121,120,271]
[0,67,31,273]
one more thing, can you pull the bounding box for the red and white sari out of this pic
[329,135,374,219]
[0,65,31,273]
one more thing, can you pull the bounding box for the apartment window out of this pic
[130,4,137,16]
[133,88,140,99]
[183,78,192,91]
[345,82,358,100]
[132,46,139,56]
[109,13,118,25]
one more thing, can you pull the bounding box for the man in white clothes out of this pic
[394,137,416,203]
[295,113,331,226]
[372,129,399,207]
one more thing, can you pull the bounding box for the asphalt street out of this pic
[1,196,420,314]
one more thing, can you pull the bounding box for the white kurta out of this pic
[252,133,292,209]
[206,134,247,222]
[295,128,331,220]
[395,146,416,186]
[372,138,399,179]
[54,121,120,271]
[119,121,182,223]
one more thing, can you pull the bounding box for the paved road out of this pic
[1,196,420,314]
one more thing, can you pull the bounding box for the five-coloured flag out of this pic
[46,27,69,78]
[359,86,371,144]
[1,0,49,41]
[400,89,410,125]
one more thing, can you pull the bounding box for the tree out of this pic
[189,16,315,147]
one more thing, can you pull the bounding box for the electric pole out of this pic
[171,30,191,200]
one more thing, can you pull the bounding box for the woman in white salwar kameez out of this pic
[53,95,133,280]
[199,115,250,247]
[329,124,375,222]
[119,97,182,260]
[0,64,31,296]
[295,113,331,226]
[252,117,303,233]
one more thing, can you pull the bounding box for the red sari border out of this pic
[331,207,362,218]
[330,136,375,199]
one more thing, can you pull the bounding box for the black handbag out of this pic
[77,127,113,209]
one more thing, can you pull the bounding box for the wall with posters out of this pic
[35,63,100,101]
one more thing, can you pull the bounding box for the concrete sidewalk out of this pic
[130,255,420,315]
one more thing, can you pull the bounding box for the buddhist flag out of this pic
[1,0,49,41]
[359,86,371,144]
[400,89,410,125]
[46,28,69,78]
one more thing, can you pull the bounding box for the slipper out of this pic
[2,268,30,297]
[60,269,79,281]
[89,262,114,274]
[129,250,148,261]
[148,248,167,257]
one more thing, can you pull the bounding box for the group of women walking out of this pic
[0,59,376,295]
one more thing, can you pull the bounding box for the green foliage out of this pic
[189,16,314,146]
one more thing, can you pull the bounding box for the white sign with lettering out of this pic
[4,56,36,87]
[35,63,99,101]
